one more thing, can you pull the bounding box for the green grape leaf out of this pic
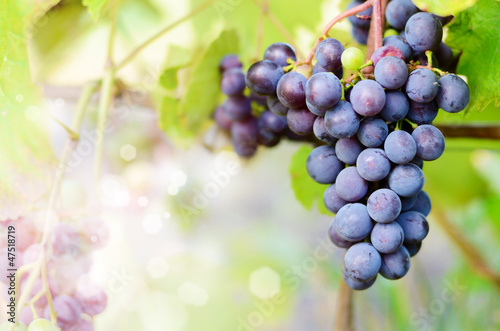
[445,0,500,112]
[163,30,238,143]
[82,0,109,20]
[159,67,181,90]
[0,0,56,221]
[158,45,192,90]
[289,145,330,215]
[411,0,478,16]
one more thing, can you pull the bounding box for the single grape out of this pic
[313,116,338,145]
[306,100,326,116]
[312,64,329,75]
[27,319,58,331]
[341,47,365,70]
[410,155,424,169]
[250,92,268,106]
[267,95,289,117]
[385,0,419,30]
[287,107,316,135]
[305,72,342,110]
[384,130,417,164]
[316,38,344,71]
[335,167,369,202]
[219,54,242,73]
[411,190,432,216]
[231,116,259,158]
[0,322,27,331]
[379,246,411,280]
[257,128,280,147]
[405,12,443,52]
[405,68,439,103]
[371,46,405,66]
[435,74,470,113]
[346,0,373,28]
[356,148,391,181]
[435,42,453,70]
[263,42,297,67]
[351,25,370,45]
[43,295,82,329]
[306,146,344,184]
[333,66,344,80]
[400,194,417,212]
[407,100,439,125]
[324,101,360,138]
[324,184,348,214]
[379,90,409,122]
[396,211,429,243]
[74,278,107,316]
[336,203,373,242]
[371,222,405,254]
[383,29,399,38]
[383,35,413,61]
[357,117,389,148]
[342,269,376,290]
[258,110,287,134]
[404,242,422,257]
[388,163,424,197]
[412,124,445,161]
[344,243,382,282]
[367,189,402,223]
[277,72,307,108]
[374,56,408,90]
[350,80,386,116]
[223,95,251,121]
[245,60,284,95]
[328,218,354,248]
[214,105,232,131]
[220,68,246,96]
[335,137,364,165]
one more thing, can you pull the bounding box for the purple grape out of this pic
[219,54,242,73]
[400,194,417,211]
[385,0,419,30]
[379,90,409,122]
[324,184,348,214]
[384,130,417,164]
[306,145,344,184]
[257,128,280,147]
[231,116,259,158]
[328,218,354,248]
[388,163,424,197]
[396,211,429,243]
[356,148,391,181]
[351,25,370,45]
[52,223,81,258]
[223,95,251,121]
[435,74,470,113]
[336,203,373,242]
[379,246,411,279]
[267,95,289,117]
[406,68,439,103]
[405,12,443,52]
[287,107,316,135]
[371,222,405,254]
[246,60,284,95]
[357,117,389,148]
[367,188,402,223]
[306,72,342,110]
[335,167,369,202]
[346,0,373,28]
[342,269,376,290]
[383,35,413,60]
[258,110,287,134]
[214,106,232,131]
[264,42,297,67]
[374,56,408,90]
[412,124,445,161]
[324,101,360,138]
[371,46,405,66]
[313,116,338,145]
[435,42,453,70]
[220,68,246,96]
[407,100,439,125]
[316,38,344,71]
[277,72,307,108]
[335,137,364,165]
[411,190,431,216]
[344,243,381,282]
[306,100,326,116]
[74,279,107,316]
[350,80,386,116]
[404,242,422,257]
[44,295,82,329]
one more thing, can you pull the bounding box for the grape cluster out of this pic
[0,215,109,330]
[236,6,470,290]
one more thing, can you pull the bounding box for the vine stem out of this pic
[113,0,218,72]
[334,266,354,331]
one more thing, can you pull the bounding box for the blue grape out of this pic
[324,184,348,214]
[250,92,267,106]
[312,64,330,75]
[371,222,404,254]
[356,148,391,181]
[383,35,413,60]
[406,68,439,103]
[404,242,422,257]
[342,269,376,290]
[223,95,251,121]
[407,100,439,125]
[264,42,296,67]
[306,72,342,110]
[379,246,411,280]
[316,38,344,71]
[384,130,417,164]
[324,101,360,138]
[385,0,419,30]
[374,56,408,90]
[346,0,373,28]
[257,128,280,147]
[277,72,307,108]
[231,116,259,158]
[333,66,344,80]
[405,12,443,52]
[350,80,386,116]
[412,124,445,161]
[313,116,338,145]
[221,68,246,96]
[435,74,470,113]
[357,117,389,148]
[307,100,326,116]
[245,60,284,95]
[336,167,369,202]
[351,25,370,45]
[287,107,316,135]
[388,163,424,197]
[258,110,287,134]
[435,42,453,70]
[267,95,289,117]
[396,211,429,243]
[410,155,424,169]
[367,189,402,223]
[336,203,373,242]
[219,54,242,73]
[379,90,409,122]
[329,217,355,248]
[335,137,364,165]
[411,190,431,216]
[371,46,405,65]
[214,106,232,131]
[344,243,381,282]
[306,145,344,184]
[400,194,417,211]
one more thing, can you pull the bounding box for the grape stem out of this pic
[334,266,354,331]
